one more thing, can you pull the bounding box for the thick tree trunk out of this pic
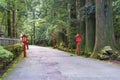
[85,0,95,53]
[91,0,115,57]
[106,1,116,46]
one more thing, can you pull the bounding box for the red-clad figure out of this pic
[22,35,28,57]
[75,34,82,56]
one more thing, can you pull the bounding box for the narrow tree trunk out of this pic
[69,0,77,36]
[76,0,85,51]
[7,11,11,37]
[12,10,16,38]
[68,0,77,49]
[85,0,95,53]
[1,13,6,32]
[33,11,36,44]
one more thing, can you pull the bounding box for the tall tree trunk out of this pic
[68,0,77,49]
[12,10,16,38]
[7,11,11,37]
[106,0,116,46]
[91,0,115,57]
[76,0,85,51]
[33,11,36,44]
[85,0,95,53]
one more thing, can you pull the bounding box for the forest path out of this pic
[4,45,120,80]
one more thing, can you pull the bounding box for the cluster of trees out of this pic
[34,0,119,57]
[0,0,28,38]
[0,0,119,56]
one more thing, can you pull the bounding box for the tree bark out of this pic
[7,11,11,38]
[85,0,95,53]
[91,0,115,57]
[12,10,16,38]
[33,11,36,44]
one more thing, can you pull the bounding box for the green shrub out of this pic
[0,46,14,70]
[0,43,23,71]
[4,43,24,58]
[0,46,13,60]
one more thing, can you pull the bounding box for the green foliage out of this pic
[0,46,13,59]
[113,0,120,48]
[81,5,95,15]
[0,46,13,72]
[0,44,23,76]
[0,3,8,12]
[4,43,24,57]
[113,1,120,34]
[114,26,120,36]
[0,43,23,64]
[80,5,95,21]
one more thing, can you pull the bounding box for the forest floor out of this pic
[3,45,120,80]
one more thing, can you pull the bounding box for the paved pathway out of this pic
[4,45,120,80]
